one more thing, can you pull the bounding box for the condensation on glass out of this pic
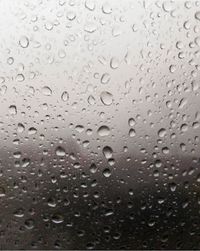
[0,0,200,249]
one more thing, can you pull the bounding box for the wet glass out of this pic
[0,0,200,249]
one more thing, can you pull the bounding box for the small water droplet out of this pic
[42,86,52,96]
[9,105,17,115]
[61,91,69,102]
[101,73,110,84]
[100,91,113,106]
[19,36,29,48]
[103,168,111,177]
[158,128,167,138]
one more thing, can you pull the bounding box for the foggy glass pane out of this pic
[0,0,200,249]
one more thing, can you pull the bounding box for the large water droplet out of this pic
[100,91,113,106]
[97,126,110,136]
[61,91,69,102]
[55,146,66,157]
[103,168,111,177]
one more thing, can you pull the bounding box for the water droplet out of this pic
[97,126,110,136]
[28,127,37,135]
[162,147,169,154]
[14,208,24,218]
[89,163,98,174]
[0,187,5,197]
[169,64,176,73]
[47,197,57,208]
[162,1,173,12]
[180,124,188,133]
[102,3,112,14]
[66,11,76,21]
[7,57,14,65]
[25,219,34,229]
[88,95,96,105]
[100,91,113,106]
[55,146,66,157]
[52,214,64,224]
[158,128,167,138]
[9,105,17,115]
[42,86,52,96]
[103,168,111,177]
[84,23,97,33]
[129,128,136,137]
[178,98,187,109]
[128,118,136,127]
[110,57,119,69]
[101,73,110,84]
[103,146,113,159]
[22,158,30,168]
[169,182,177,192]
[19,36,29,48]
[17,123,25,133]
[16,74,25,82]
[85,0,95,11]
[75,125,84,133]
[195,11,200,21]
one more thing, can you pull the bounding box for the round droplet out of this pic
[103,168,111,177]
[162,147,169,154]
[129,128,136,137]
[90,163,98,174]
[55,146,66,157]
[16,74,25,82]
[7,57,14,65]
[97,126,110,136]
[162,1,173,12]
[158,128,167,138]
[128,118,136,127]
[19,36,29,48]
[42,86,52,96]
[110,57,119,69]
[75,125,84,133]
[9,105,17,115]
[85,0,95,11]
[100,91,113,106]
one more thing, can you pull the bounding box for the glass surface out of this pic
[0,0,200,249]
